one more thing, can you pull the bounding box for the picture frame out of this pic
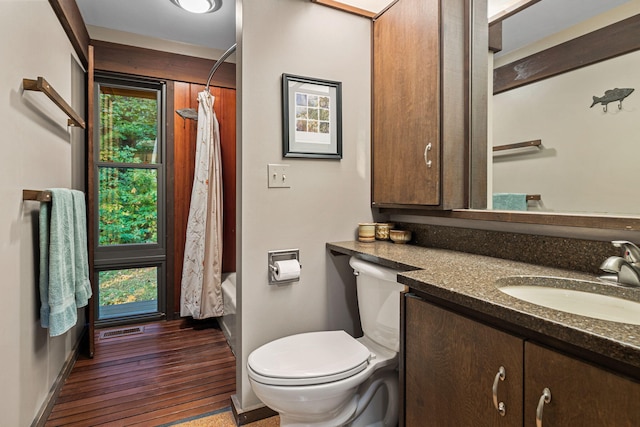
[282,74,342,159]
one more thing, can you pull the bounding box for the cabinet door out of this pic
[524,342,640,427]
[372,0,468,208]
[404,296,523,426]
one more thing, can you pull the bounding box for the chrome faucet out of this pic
[599,240,640,287]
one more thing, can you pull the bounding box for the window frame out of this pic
[92,73,167,326]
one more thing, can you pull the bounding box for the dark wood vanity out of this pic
[404,295,639,427]
[327,240,640,427]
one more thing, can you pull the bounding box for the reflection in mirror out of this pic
[488,0,640,216]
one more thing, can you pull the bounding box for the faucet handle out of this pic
[611,241,640,264]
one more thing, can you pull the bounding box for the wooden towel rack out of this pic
[23,77,86,129]
[526,194,541,201]
[493,139,541,152]
[23,190,52,202]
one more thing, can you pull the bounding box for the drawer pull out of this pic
[535,388,552,427]
[492,366,506,416]
[423,143,432,168]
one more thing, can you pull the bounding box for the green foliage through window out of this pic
[100,93,158,163]
[99,267,157,306]
[98,89,159,246]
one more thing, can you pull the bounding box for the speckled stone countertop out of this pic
[327,241,640,376]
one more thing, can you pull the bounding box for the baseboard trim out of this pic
[230,394,278,426]
[31,326,85,427]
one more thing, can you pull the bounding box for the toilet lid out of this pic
[248,330,371,386]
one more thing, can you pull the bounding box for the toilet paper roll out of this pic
[274,259,301,281]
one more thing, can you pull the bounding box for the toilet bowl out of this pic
[248,257,406,426]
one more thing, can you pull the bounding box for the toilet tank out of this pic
[349,257,407,352]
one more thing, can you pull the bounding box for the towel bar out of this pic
[493,140,542,152]
[23,190,52,202]
[23,77,86,128]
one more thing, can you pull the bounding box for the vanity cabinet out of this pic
[404,295,523,426]
[524,342,640,426]
[403,295,640,427]
[372,0,469,209]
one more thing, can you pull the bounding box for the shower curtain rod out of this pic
[176,43,237,121]
[206,43,236,90]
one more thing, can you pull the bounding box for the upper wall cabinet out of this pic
[372,0,472,209]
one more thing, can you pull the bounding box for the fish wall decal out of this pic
[590,88,634,112]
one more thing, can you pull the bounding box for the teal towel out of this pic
[493,193,528,211]
[39,189,92,337]
[72,190,92,307]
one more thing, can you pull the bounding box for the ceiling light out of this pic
[170,0,221,14]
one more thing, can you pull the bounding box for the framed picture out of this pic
[282,74,342,159]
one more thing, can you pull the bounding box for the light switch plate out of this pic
[267,164,290,188]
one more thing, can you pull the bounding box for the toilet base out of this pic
[276,368,398,427]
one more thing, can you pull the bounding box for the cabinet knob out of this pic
[492,366,506,416]
[423,143,432,168]
[535,388,552,427]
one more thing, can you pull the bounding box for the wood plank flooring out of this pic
[46,319,236,427]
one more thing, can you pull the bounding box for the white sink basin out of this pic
[496,276,640,325]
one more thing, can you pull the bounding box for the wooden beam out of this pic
[92,40,236,89]
[48,0,90,68]
[494,13,640,94]
[488,20,502,53]
[311,0,377,18]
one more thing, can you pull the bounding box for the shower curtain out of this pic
[180,91,223,319]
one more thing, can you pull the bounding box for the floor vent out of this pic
[99,326,145,340]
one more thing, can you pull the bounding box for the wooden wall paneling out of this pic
[218,87,237,275]
[173,82,199,315]
[92,41,235,89]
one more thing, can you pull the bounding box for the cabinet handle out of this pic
[535,388,552,427]
[423,143,432,168]
[491,366,506,416]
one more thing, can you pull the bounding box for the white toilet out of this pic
[247,257,406,426]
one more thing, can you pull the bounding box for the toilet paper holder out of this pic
[268,249,301,285]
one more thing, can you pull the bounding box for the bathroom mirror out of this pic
[486,0,640,220]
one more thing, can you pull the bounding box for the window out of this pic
[93,74,166,325]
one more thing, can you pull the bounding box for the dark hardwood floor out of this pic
[46,319,236,427]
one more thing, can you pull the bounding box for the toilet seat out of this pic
[248,330,371,386]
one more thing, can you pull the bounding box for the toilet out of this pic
[247,257,406,426]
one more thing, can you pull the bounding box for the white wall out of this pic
[492,3,640,215]
[237,0,373,409]
[493,51,640,215]
[0,1,86,424]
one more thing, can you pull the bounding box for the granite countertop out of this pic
[327,241,640,376]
